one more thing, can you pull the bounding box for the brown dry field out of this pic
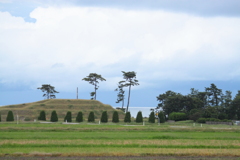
[1,156,240,160]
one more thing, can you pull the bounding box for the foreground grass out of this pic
[0,122,240,157]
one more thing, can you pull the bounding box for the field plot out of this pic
[0,122,240,159]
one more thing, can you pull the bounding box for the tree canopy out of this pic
[82,73,106,100]
[37,84,59,99]
[120,71,139,112]
[155,83,240,121]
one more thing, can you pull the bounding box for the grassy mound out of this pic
[0,99,125,122]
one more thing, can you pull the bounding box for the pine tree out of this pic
[64,111,72,122]
[88,111,95,122]
[76,111,83,122]
[38,110,46,121]
[112,111,119,123]
[50,110,58,122]
[158,111,165,123]
[124,111,131,123]
[101,111,108,123]
[149,111,155,123]
[6,111,14,122]
[136,111,143,123]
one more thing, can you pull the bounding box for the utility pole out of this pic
[77,87,78,99]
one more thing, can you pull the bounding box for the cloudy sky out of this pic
[1,0,240,109]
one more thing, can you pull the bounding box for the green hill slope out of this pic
[0,99,125,122]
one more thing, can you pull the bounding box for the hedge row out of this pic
[197,118,232,123]
[169,112,187,121]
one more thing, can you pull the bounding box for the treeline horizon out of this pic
[154,83,240,121]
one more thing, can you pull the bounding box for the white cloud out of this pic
[1,6,240,92]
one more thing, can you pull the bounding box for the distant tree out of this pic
[0,112,1,122]
[64,111,72,122]
[148,111,155,123]
[188,109,202,122]
[136,111,143,123]
[88,111,95,122]
[205,83,223,106]
[6,111,14,122]
[82,73,106,100]
[76,111,83,122]
[50,110,58,122]
[115,81,125,109]
[228,92,240,119]
[156,90,179,116]
[124,111,131,123]
[158,111,165,123]
[101,111,108,123]
[120,71,139,112]
[38,110,46,121]
[37,84,59,99]
[112,111,119,123]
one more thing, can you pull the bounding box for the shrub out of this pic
[76,111,83,122]
[158,111,165,123]
[64,111,72,122]
[169,112,187,121]
[101,111,108,123]
[38,110,46,121]
[50,110,58,122]
[6,111,14,122]
[149,111,155,123]
[88,111,95,122]
[197,118,206,123]
[218,113,228,120]
[112,111,119,123]
[136,111,143,123]
[124,112,131,123]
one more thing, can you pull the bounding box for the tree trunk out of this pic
[122,97,124,109]
[94,78,97,100]
[126,85,131,113]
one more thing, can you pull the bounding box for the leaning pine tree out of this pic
[124,111,131,123]
[38,110,46,121]
[50,110,58,122]
[101,111,108,123]
[136,111,143,123]
[112,111,119,123]
[76,111,83,122]
[64,111,72,122]
[6,111,14,122]
[88,111,95,122]
[149,111,155,123]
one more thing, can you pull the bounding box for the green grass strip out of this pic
[0,144,239,149]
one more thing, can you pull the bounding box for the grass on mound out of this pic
[0,99,125,121]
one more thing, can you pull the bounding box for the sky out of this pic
[1,0,240,112]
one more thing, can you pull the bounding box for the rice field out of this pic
[1,121,240,159]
